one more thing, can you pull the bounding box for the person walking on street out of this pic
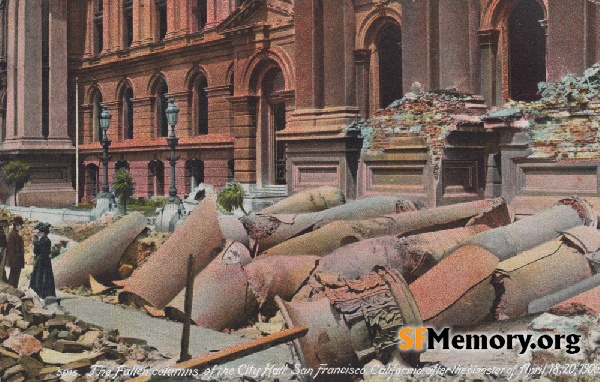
[0,219,9,282]
[30,222,56,298]
[6,216,25,288]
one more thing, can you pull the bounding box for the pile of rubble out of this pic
[0,284,168,382]
[488,62,600,160]
[45,186,600,380]
[355,87,482,175]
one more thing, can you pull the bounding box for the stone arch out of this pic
[184,64,211,91]
[186,69,209,135]
[357,7,403,50]
[481,0,547,31]
[89,86,104,142]
[240,47,294,95]
[357,13,403,115]
[116,78,135,140]
[225,61,235,87]
[148,72,169,137]
[480,0,548,104]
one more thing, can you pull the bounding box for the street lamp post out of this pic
[98,104,112,198]
[165,98,180,204]
[156,98,184,232]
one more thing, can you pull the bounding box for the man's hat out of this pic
[12,216,24,225]
[0,219,9,227]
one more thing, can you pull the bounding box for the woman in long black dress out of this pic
[30,222,56,298]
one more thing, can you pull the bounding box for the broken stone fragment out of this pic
[263,198,510,258]
[54,212,147,287]
[278,268,422,372]
[3,333,42,356]
[492,227,599,320]
[18,355,43,379]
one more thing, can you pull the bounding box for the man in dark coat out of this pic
[6,216,24,288]
[0,219,9,282]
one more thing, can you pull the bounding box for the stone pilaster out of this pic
[229,95,257,184]
[205,85,233,135]
[131,96,153,139]
[478,29,499,106]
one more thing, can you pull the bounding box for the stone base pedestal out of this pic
[281,108,363,200]
[156,200,184,232]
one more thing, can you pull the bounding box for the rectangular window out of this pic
[124,0,133,48]
[156,0,167,40]
[197,0,207,30]
[94,0,103,54]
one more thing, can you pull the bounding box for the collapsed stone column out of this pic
[262,198,511,257]
[54,212,147,287]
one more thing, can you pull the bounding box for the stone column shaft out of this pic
[48,0,70,139]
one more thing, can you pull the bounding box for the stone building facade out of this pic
[0,0,598,207]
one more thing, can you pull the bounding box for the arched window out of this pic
[192,75,208,135]
[123,0,133,48]
[197,0,207,31]
[148,160,165,197]
[155,0,167,41]
[86,164,99,199]
[227,159,235,183]
[185,159,204,194]
[120,85,134,140]
[116,161,130,171]
[94,0,103,54]
[508,0,546,101]
[376,22,403,108]
[155,78,169,137]
[92,90,103,142]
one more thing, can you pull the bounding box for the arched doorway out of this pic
[508,0,546,101]
[376,22,403,108]
[259,66,287,186]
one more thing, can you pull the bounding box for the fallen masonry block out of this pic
[259,186,346,214]
[53,212,147,287]
[165,242,255,331]
[529,273,600,315]
[317,225,490,282]
[470,197,597,261]
[278,268,422,375]
[263,198,510,258]
[410,245,499,328]
[491,229,595,320]
[119,196,228,309]
[243,195,418,252]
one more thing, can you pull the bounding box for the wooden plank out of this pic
[129,325,308,382]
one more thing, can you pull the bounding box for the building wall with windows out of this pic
[0,0,597,206]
